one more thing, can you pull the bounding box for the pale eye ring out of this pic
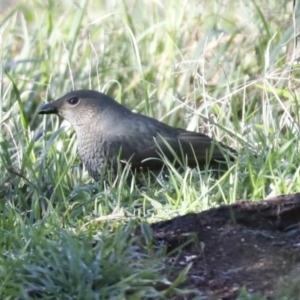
[68,97,80,105]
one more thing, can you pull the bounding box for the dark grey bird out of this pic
[39,90,236,181]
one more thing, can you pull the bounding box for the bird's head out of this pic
[38,90,123,128]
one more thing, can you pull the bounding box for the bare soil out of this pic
[151,193,300,299]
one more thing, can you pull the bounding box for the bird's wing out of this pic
[106,129,235,170]
[175,130,236,164]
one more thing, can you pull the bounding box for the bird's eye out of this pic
[68,97,80,105]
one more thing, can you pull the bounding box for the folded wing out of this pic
[106,128,236,170]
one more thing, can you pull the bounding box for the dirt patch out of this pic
[151,194,300,299]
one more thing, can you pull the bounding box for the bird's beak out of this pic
[38,103,58,115]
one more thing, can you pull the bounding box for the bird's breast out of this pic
[75,128,108,180]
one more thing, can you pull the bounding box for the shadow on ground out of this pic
[151,193,300,299]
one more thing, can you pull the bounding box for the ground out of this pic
[151,194,300,299]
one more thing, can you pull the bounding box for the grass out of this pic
[0,0,299,299]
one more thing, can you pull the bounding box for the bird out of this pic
[38,90,236,181]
